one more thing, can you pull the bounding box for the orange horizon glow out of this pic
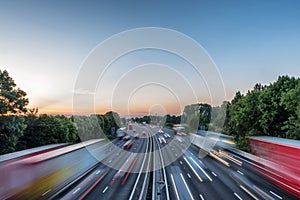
[38,107,182,117]
[33,96,229,116]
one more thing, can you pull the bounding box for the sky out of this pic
[1,0,300,116]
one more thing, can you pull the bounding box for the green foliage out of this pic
[75,111,122,141]
[102,111,121,137]
[258,76,297,137]
[225,76,300,151]
[210,101,229,132]
[0,70,28,154]
[181,103,212,132]
[165,115,181,125]
[280,79,300,139]
[0,70,29,115]
[17,114,78,149]
[2,69,298,154]
[132,116,151,124]
[0,116,26,154]
[199,103,212,126]
[164,123,174,129]
[73,115,102,142]
[0,69,130,153]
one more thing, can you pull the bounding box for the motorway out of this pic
[1,124,298,200]
[57,124,297,200]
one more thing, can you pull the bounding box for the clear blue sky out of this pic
[1,0,300,115]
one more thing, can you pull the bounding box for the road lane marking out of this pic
[122,157,138,185]
[78,175,104,200]
[218,150,243,166]
[269,191,282,199]
[209,152,230,167]
[96,170,101,175]
[187,173,191,178]
[156,136,170,200]
[110,154,133,185]
[252,185,274,199]
[152,139,156,200]
[237,170,244,175]
[180,161,183,165]
[240,185,258,200]
[102,186,109,193]
[180,173,195,200]
[190,156,212,181]
[183,156,203,182]
[211,171,217,176]
[170,174,180,200]
[199,194,204,200]
[175,153,177,157]
[234,193,243,200]
[41,189,51,196]
[73,187,81,194]
[129,129,153,200]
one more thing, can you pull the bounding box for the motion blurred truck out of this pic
[248,136,300,198]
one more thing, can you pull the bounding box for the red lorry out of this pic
[248,136,300,198]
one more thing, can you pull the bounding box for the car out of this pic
[158,136,166,144]
[122,140,134,149]
[133,129,136,132]
[117,130,126,140]
[142,131,146,136]
[134,133,140,139]
[123,135,130,141]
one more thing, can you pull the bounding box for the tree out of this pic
[225,76,300,151]
[198,103,212,129]
[0,116,26,153]
[258,76,298,137]
[210,101,229,132]
[56,115,78,143]
[0,70,29,154]
[19,115,78,149]
[74,115,102,141]
[166,115,181,125]
[232,90,263,150]
[280,79,300,139]
[103,111,120,135]
[181,103,212,131]
[0,70,28,115]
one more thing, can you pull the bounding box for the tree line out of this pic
[181,76,299,150]
[224,75,300,150]
[131,114,181,128]
[0,70,121,154]
[1,69,299,154]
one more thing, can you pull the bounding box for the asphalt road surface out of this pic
[40,124,298,200]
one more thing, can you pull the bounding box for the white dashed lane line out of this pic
[73,187,81,194]
[187,173,191,178]
[41,189,51,196]
[199,194,205,200]
[270,191,283,199]
[102,186,109,193]
[234,192,243,200]
[237,170,244,175]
